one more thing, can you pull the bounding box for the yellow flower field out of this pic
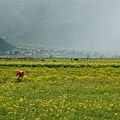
[0,59,120,120]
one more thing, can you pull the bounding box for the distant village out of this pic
[1,47,120,59]
[0,47,104,59]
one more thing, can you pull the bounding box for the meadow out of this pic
[0,59,120,120]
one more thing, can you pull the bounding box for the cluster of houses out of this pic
[1,48,102,59]
[1,48,120,59]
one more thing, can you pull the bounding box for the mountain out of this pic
[0,0,120,52]
[0,0,71,48]
[0,37,15,51]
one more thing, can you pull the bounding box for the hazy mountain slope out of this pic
[0,1,28,38]
[13,0,85,47]
[0,0,70,46]
[0,37,15,51]
[13,1,103,48]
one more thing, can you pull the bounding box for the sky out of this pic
[66,0,120,52]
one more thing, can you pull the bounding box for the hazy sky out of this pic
[66,0,120,52]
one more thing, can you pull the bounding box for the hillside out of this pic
[0,0,71,48]
[0,37,15,51]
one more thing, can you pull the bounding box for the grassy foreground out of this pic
[0,59,120,120]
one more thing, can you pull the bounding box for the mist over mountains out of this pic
[0,0,120,53]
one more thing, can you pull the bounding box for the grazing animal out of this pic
[16,70,25,78]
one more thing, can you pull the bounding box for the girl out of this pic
[16,70,25,78]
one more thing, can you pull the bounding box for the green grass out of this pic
[0,59,120,120]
